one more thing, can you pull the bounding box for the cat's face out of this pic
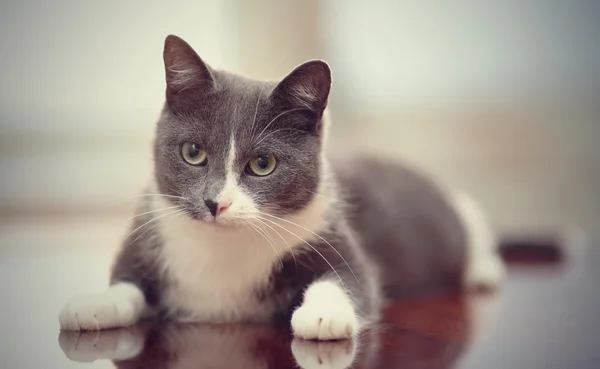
[154,35,331,226]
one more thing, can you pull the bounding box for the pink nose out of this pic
[203,199,231,217]
[215,202,231,216]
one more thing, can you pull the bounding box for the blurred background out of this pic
[1,0,599,244]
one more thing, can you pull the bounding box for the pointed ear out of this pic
[271,60,331,113]
[163,35,214,103]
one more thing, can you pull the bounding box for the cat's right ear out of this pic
[163,35,215,104]
[271,60,331,113]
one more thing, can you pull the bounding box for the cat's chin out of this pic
[182,211,241,228]
[197,217,247,230]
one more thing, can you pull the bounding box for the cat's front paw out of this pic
[292,339,356,369]
[59,294,138,331]
[59,327,145,362]
[59,284,146,331]
[291,303,358,341]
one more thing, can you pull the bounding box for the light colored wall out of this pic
[322,1,600,106]
[0,0,232,212]
[230,0,321,80]
[2,1,598,244]
[321,1,600,243]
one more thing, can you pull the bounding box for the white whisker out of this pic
[253,217,297,268]
[126,205,181,220]
[125,208,184,245]
[130,209,185,245]
[250,85,265,137]
[167,187,184,196]
[254,128,305,147]
[256,216,344,287]
[307,190,341,203]
[253,218,277,245]
[241,220,261,260]
[106,193,186,208]
[254,108,308,143]
[246,220,284,269]
[259,212,360,284]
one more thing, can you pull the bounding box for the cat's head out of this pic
[154,35,331,226]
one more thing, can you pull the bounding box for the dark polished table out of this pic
[1,216,599,369]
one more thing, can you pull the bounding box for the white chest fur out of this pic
[153,194,330,323]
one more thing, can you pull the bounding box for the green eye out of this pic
[182,142,207,166]
[247,154,277,176]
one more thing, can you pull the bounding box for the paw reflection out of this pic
[292,339,356,369]
[58,327,145,363]
[59,324,363,369]
[59,324,296,368]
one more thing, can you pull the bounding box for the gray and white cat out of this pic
[59,35,504,340]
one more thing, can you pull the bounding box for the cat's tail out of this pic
[497,229,582,266]
[449,191,505,289]
[451,190,577,288]
[450,190,584,344]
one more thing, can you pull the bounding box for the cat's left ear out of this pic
[271,60,332,114]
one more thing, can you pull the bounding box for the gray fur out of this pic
[111,35,467,325]
[334,155,467,299]
[154,72,323,219]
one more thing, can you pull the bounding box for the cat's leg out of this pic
[290,226,378,341]
[59,282,147,331]
[60,212,163,331]
[291,278,359,341]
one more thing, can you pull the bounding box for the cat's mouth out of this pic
[183,208,248,228]
[178,200,278,229]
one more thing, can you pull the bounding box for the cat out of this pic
[58,34,504,340]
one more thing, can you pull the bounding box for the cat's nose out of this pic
[203,199,231,217]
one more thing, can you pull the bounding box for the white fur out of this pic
[218,136,238,204]
[167,58,203,93]
[291,280,358,340]
[155,177,332,322]
[169,68,197,91]
[58,133,334,331]
[213,136,256,219]
[292,339,356,369]
[59,282,146,331]
[291,84,320,109]
[152,130,337,322]
[450,191,505,288]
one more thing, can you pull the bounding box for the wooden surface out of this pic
[0,215,598,369]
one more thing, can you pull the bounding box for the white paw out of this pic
[292,339,356,369]
[291,303,358,341]
[465,253,505,289]
[59,283,146,331]
[292,281,359,341]
[59,327,145,362]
